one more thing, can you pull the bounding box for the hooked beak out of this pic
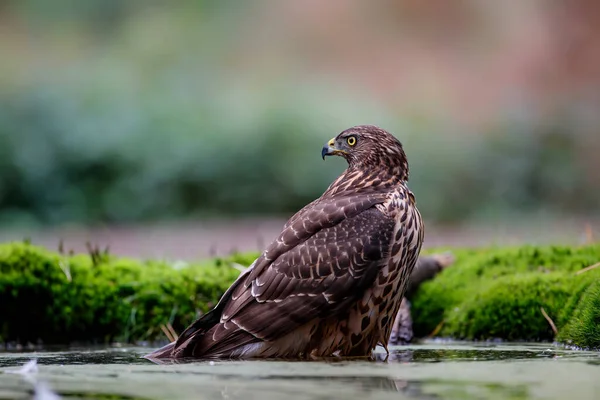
[321,138,340,160]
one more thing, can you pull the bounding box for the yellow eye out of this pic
[347,136,357,146]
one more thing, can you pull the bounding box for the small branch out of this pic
[166,322,179,341]
[160,324,177,342]
[58,261,72,282]
[575,262,600,275]
[230,262,248,273]
[428,319,445,338]
[540,307,558,335]
[432,252,456,269]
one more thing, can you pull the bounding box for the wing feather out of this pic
[223,206,394,341]
[169,200,394,358]
[246,193,388,283]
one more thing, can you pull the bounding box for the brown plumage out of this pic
[145,125,424,360]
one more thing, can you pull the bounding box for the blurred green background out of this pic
[0,0,598,252]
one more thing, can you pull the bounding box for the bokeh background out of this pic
[0,0,598,259]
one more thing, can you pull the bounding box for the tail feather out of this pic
[174,308,222,350]
[144,260,262,360]
[143,308,221,360]
[143,341,176,361]
[192,327,258,358]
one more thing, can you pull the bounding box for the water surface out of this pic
[1,342,598,399]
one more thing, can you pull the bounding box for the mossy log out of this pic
[1,242,599,349]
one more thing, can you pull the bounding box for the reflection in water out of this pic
[268,375,441,399]
[0,344,599,400]
[216,376,441,400]
[143,350,436,398]
[380,349,415,363]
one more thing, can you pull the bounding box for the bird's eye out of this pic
[347,136,357,146]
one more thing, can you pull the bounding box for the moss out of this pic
[443,273,574,340]
[412,244,600,348]
[1,241,599,348]
[0,242,241,345]
[558,280,600,349]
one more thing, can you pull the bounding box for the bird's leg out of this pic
[378,330,391,356]
[378,340,390,357]
[375,343,390,362]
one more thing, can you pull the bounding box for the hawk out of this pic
[145,125,424,360]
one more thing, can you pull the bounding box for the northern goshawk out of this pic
[145,125,424,359]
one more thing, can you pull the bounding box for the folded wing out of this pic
[172,206,394,358]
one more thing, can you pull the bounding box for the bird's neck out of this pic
[348,151,409,182]
[324,164,408,197]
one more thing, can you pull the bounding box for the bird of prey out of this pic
[145,125,424,360]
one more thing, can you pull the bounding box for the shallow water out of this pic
[1,342,598,400]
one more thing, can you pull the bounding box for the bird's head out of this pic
[322,125,410,181]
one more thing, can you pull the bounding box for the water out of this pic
[1,342,598,399]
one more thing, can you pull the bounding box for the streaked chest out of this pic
[376,185,424,274]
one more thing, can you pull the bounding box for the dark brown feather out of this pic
[246,192,388,284]
[173,207,394,357]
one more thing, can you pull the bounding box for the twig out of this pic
[144,327,155,340]
[166,323,179,341]
[86,241,111,266]
[428,319,445,338]
[576,262,600,275]
[432,252,456,269]
[160,324,177,342]
[58,261,72,282]
[230,262,248,273]
[540,307,558,335]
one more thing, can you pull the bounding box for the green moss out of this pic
[444,273,574,340]
[412,244,600,349]
[0,242,241,345]
[558,280,600,349]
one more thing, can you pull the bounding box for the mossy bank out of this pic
[412,244,600,349]
[0,242,248,346]
[1,242,599,349]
